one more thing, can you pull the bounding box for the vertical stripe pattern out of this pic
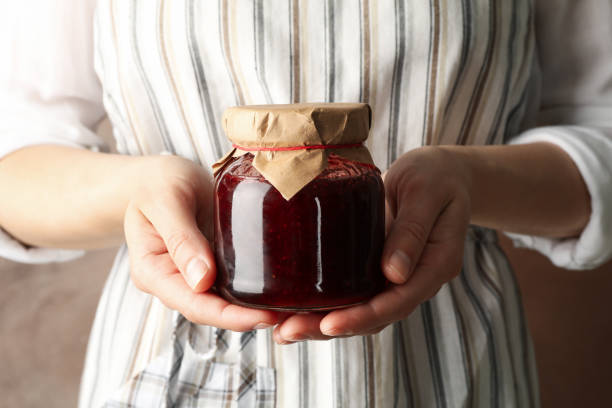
[324,0,336,102]
[85,1,539,407]
[359,0,371,103]
[186,0,224,158]
[290,0,301,103]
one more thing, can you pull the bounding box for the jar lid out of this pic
[214,103,376,200]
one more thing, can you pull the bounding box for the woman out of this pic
[0,0,610,406]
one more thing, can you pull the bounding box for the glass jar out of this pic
[213,153,385,311]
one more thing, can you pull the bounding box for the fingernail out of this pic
[386,250,411,283]
[254,323,272,330]
[321,326,343,336]
[286,333,311,342]
[185,257,208,289]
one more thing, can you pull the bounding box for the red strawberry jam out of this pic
[213,154,386,311]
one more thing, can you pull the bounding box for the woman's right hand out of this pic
[123,155,282,331]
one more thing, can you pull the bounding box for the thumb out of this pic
[140,194,216,292]
[382,194,441,285]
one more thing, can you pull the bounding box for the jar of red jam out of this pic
[213,103,385,311]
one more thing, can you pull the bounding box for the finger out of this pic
[125,201,212,292]
[320,266,440,336]
[320,283,417,336]
[154,269,281,331]
[274,313,330,343]
[382,167,453,284]
[125,199,282,330]
[124,201,168,258]
[132,251,281,332]
[413,196,468,283]
[322,199,467,336]
[138,191,215,292]
[381,197,440,285]
[384,199,394,236]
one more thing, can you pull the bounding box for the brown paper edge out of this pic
[212,147,376,200]
[213,103,377,200]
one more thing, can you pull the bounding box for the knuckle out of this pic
[167,181,197,208]
[404,172,430,194]
[232,327,250,333]
[180,298,201,324]
[367,326,385,336]
[427,285,442,301]
[181,308,197,324]
[123,202,136,231]
[432,284,442,298]
[218,306,243,331]
[440,248,464,281]
[129,262,148,293]
[446,264,462,281]
[165,230,191,261]
[397,219,429,246]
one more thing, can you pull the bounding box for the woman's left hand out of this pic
[273,146,472,343]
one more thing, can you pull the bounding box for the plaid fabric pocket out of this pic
[102,315,276,407]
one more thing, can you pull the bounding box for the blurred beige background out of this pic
[0,248,116,407]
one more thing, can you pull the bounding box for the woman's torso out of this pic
[81,1,539,407]
[96,0,534,162]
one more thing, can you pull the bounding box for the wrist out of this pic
[126,154,213,236]
[82,153,149,245]
[432,145,476,215]
[441,143,590,237]
[437,145,506,227]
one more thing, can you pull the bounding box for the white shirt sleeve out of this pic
[0,0,104,263]
[505,0,612,270]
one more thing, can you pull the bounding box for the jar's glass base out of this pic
[219,288,371,312]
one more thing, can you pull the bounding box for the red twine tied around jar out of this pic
[231,142,364,152]
[231,142,381,173]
